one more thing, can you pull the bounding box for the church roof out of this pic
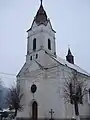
[67,48,73,56]
[66,48,74,64]
[56,56,90,76]
[27,0,56,32]
[34,1,48,25]
[45,51,90,77]
[17,50,90,78]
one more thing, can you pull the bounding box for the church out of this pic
[16,1,90,120]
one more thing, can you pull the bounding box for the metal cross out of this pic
[49,109,54,119]
[40,0,43,5]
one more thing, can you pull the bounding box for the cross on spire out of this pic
[49,109,54,119]
[40,0,43,5]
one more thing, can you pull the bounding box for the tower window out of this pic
[33,38,36,50]
[30,56,32,60]
[48,39,51,50]
[36,54,38,59]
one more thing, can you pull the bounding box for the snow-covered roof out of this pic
[44,50,90,76]
[58,56,90,76]
[50,54,90,76]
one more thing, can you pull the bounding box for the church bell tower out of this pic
[26,0,56,64]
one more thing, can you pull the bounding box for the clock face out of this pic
[31,84,37,93]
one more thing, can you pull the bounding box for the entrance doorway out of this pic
[32,101,38,120]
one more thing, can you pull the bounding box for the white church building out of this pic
[16,1,90,120]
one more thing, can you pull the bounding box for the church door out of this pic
[32,101,38,120]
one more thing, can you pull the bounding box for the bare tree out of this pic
[63,70,88,120]
[0,79,7,110]
[6,86,23,118]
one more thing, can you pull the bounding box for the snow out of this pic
[53,55,90,76]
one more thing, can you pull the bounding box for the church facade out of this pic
[16,1,90,120]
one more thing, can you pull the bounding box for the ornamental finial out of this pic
[40,0,43,5]
[68,44,70,49]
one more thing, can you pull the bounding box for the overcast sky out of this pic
[0,0,90,87]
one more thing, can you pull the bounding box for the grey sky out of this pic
[0,0,90,87]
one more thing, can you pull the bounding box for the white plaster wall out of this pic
[17,65,66,119]
[17,19,90,119]
[17,63,90,119]
[27,22,56,56]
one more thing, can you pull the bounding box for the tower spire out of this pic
[40,0,43,5]
[66,47,74,64]
[34,0,47,24]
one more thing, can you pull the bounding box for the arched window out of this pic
[32,101,38,120]
[88,88,90,104]
[48,39,51,50]
[77,85,83,104]
[89,89,90,98]
[33,38,36,50]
